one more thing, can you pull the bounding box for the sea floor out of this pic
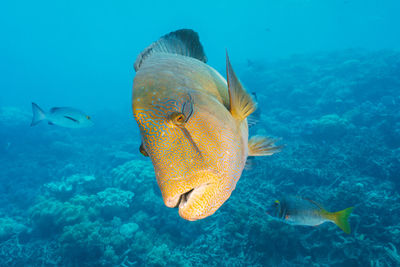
[0,49,399,266]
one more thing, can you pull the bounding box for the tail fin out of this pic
[331,207,354,234]
[31,103,46,126]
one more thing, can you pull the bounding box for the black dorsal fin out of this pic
[50,107,61,113]
[134,29,207,71]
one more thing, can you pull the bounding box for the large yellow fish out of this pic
[132,29,280,221]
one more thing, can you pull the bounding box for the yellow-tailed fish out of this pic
[267,196,354,234]
[132,29,280,221]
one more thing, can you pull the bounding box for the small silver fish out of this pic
[267,196,354,234]
[31,103,93,128]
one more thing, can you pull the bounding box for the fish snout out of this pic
[159,171,230,221]
[164,193,182,208]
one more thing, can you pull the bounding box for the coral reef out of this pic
[0,217,27,242]
[1,49,399,266]
[97,187,135,220]
[0,106,30,127]
[44,174,97,200]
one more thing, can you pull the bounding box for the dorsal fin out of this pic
[50,107,61,113]
[134,29,207,71]
[226,51,257,121]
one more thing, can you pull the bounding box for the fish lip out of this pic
[178,183,211,221]
[164,187,194,208]
[168,183,209,211]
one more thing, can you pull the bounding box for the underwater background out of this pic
[1,0,400,266]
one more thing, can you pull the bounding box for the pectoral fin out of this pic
[244,156,256,170]
[248,136,282,156]
[226,51,257,121]
[139,143,149,157]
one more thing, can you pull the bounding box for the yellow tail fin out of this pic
[331,207,354,234]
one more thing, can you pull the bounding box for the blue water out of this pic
[1,0,400,266]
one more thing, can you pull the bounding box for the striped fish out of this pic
[132,29,280,221]
[267,196,354,234]
[31,103,93,128]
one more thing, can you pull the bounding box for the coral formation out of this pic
[0,217,27,242]
[1,49,399,266]
[97,188,135,220]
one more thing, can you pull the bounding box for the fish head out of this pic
[48,107,94,128]
[68,113,93,127]
[266,200,282,218]
[82,115,94,127]
[133,89,247,221]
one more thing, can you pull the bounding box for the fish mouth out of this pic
[176,188,194,208]
[178,183,214,221]
[161,171,228,221]
[163,183,212,221]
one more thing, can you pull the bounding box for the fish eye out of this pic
[176,114,185,123]
[170,112,186,127]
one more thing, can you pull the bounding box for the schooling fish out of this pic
[31,103,93,128]
[132,29,281,221]
[267,196,354,234]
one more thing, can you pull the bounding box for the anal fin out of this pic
[248,136,282,156]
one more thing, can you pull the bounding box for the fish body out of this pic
[267,196,354,234]
[31,103,93,128]
[132,29,280,221]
